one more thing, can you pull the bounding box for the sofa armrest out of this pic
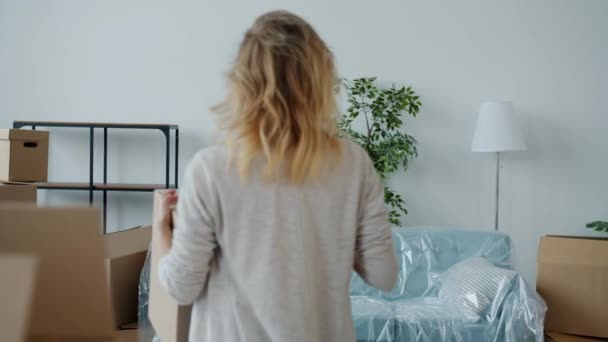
[485,274,547,342]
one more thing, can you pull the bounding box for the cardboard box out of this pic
[115,328,140,342]
[149,190,192,342]
[537,235,608,339]
[0,206,152,342]
[0,206,115,340]
[0,255,37,342]
[546,332,608,341]
[0,182,37,203]
[0,129,49,182]
[104,225,151,328]
[149,243,192,342]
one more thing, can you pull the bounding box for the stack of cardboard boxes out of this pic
[0,144,39,338]
[538,236,608,342]
[0,128,47,205]
[0,187,151,342]
[0,129,152,342]
[0,128,181,341]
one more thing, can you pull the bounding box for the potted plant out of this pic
[338,77,421,225]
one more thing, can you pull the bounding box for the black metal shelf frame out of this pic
[12,121,179,233]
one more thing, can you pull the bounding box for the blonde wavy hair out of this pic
[213,10,341,183]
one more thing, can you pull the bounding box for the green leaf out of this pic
[586,221,608,233]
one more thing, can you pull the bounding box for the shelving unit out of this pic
[13,121,179,233]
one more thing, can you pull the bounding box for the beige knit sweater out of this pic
[159,140,397,342]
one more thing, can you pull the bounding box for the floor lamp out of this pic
[472,101,526,231]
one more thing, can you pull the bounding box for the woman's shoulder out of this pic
[186,145,231,174]
[338,139,372,166]
[339,138,364,153]
[193,144,229,160]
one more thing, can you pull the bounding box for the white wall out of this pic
[1,0,607,284]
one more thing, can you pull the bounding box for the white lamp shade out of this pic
[472,101,527,152]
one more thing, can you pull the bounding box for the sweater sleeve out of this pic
[158,154,218,305]
[353,153,398,292]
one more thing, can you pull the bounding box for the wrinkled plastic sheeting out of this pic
[351,227,514,300]
[350,227,547,342]
[496,276,546,342]
[138,246,161,342]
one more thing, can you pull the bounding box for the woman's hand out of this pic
[154,189,178,231]
[153,189,178,257]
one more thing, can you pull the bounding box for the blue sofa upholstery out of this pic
[350,227,546,342]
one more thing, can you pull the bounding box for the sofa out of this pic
[350,227,547,342]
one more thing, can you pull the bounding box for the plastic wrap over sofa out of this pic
[350,227,546,342]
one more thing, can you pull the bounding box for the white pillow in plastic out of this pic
[438,256,517,319]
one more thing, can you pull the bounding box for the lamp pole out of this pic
[494,152,500,231]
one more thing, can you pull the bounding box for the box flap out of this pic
[103,226,151,328]
[104,225,151,258]
[115,329,140,342]
[0,206,115,339]
[538,236,608,265]
[107,251,148,327]
[546,332,608,341]
[546,234,608,241]
[120,322,138,330]
[0,255,37,342]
